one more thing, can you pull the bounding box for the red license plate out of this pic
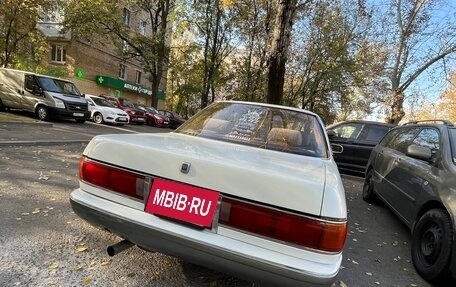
[145,179,220,227]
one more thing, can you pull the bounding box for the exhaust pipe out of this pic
[107,239,134,257]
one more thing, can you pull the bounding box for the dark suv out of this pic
[363,120,456,285]
[327,120,395,176]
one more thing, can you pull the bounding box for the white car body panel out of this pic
[86,95,129,124]
[83,133,336,217]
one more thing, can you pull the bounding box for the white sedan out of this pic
[85,94,129,124]
[70,101,347,286]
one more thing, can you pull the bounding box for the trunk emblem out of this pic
[181,162,191,174]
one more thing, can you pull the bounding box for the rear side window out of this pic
[411,128,440,155]
[365,125,391,142]
[449,128,456,164]
[330,123,364,140]
[386,128,420,153]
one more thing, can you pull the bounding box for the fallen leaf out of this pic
[410,284,418,287]
[48,280,57,285]
[366,272,373,276]
[82,278,91,286]
[367,249,373,252]
[375,282,380,285]
[73,265,83,271]
[101,261,110,266]
[16,218,21,221]
[21,212,30,216]
[48,262,59,269]
[75,246,88,252]
[338,280,348,287]
[352,238,358,242]
[351,260,359,265]
[39,171,49,180]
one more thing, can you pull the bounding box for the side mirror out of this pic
[327,130,336,138]
[406,145,432,162]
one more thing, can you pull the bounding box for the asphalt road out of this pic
[0,116,435,287]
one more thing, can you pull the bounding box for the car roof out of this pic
[327,120,396,129]
[400,120,454,127]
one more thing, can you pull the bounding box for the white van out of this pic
[0,68,90,123]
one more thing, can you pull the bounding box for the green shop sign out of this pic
[95,75,164,99]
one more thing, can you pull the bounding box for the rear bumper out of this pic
[70,188,341,287]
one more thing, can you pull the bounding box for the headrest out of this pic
[267,128,302,147]
[203,118,231,134]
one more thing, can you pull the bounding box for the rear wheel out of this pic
[362,169,377,203]
[93,112,104,124]
[412,209,453,284]
[36,105,50,121]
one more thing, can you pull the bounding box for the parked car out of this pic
[85,94,129,125]
[363,120,456,285]
[70,101,348,287]
[0,68,90,123]
[133,104,169,128]
[326,120,395,176]
[99,95,146,125]
[158,109,186,129]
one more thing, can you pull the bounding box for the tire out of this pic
[36,105,50,121]
[411,209,453,284]
[146,118,155,126]
[93,112,104,124]
[362,169,377,203]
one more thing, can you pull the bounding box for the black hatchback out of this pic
[327,120,395,176]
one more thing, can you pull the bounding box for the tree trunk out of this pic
[265,0,297,105]
[387,89,405,124]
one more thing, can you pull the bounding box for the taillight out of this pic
[219,198,347,253]
[79,157,145,200]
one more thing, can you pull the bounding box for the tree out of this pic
[0,0,55,68]
[284,0,387,123]
[265,0,298,105]
[229,0,274,103]
[379,0,456,124]
[63,0,173,107]
[185,0,235,109]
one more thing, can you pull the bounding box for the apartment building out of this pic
[37,5,166,108]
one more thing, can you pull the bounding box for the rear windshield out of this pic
[37,76,81,97]
[175,102,328,158]
[449,128,456,164]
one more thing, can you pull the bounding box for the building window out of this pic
[119,64,126,79]
[139,21,147,35]
[123,8,130,26]
[122,40,129,53]
[51,44,66,63]
[135,70,142,84]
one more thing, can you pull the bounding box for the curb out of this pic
[0,121,53,128]
[0,140,90,146]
